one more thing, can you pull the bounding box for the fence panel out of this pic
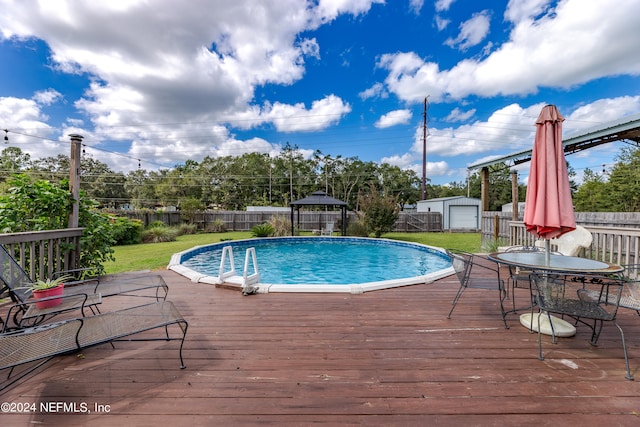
[119,210,443,233]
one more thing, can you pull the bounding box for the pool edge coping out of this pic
[167,236,455,294]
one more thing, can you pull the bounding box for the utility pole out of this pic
[421,97,429,200]
[68,134,83,229]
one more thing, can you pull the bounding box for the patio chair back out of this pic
[445,249,507,328]
[321,221,334,236]
[619,264,640,312]
[0,245,34,304]
[530,272,632,380]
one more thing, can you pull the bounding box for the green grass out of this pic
[103,231,253,274]
[104,231,482,274]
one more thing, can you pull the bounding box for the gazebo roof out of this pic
[289,190,347,207]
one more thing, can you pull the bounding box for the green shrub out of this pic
[110,216,144,245]
[357,186,399,238]
[141,223,178,243]
[176,223,198,236]
[251,223,274,237]
[0,174,116,274]
[268,215,291,236]
[205,219,227,233]
[347,220,370,237]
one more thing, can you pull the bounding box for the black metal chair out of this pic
[1,301,188,391]
[1,245,169,331]
[445,249,508,328]
[530,272,633,380]
[579,264,640,315]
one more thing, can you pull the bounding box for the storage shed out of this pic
[416,196,481,230]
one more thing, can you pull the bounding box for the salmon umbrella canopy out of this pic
[523,105,576,240]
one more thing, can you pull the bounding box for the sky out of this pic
[1,0,640,186]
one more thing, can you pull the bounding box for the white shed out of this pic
[416,196,481,230]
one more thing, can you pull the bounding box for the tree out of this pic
[125,168,157,209]
[0,174,115,273]
[572,169,610,211]
[0,147,31,179]
[376,163,421,210]
[605,146,640,212]
[357,186,400,238]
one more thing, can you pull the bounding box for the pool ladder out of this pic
[218,246,261,293]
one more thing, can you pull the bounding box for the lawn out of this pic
[103,231,482,274]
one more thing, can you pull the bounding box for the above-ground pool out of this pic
[168,237,454,293]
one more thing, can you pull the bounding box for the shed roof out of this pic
[418,196,480,203]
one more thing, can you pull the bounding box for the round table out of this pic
[488,252,623,336]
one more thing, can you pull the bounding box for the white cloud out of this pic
[262,95,352,133]
[381,151,451,181]
[504,0,552,23]
[435,0,456,13]
[0,0,379,170]
[380,0,640,103]
[409,0,424,15]
[382,96,640,184]
[444,10,492,51]
[375,109,412,128]
[434,15,450,31]
[359,83,388,100]
[32,89,63,106]
[444,107,476,122]
[565,96,640,134]
[0,95,68,160]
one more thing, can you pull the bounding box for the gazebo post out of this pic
[290,205,295,236]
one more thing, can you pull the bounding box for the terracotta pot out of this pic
[33,284,64,309]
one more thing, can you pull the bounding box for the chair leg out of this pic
[447,285,466,319]
[537,314,544,361]
[589,319,604,346]
[614,321,634,381]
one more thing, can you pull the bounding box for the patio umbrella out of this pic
[523,104,576,263]
[521,104,577,336]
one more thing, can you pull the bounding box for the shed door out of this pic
[449,205,478,229]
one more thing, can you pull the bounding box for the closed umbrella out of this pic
[524,104,576,245]
[521,104,577,336]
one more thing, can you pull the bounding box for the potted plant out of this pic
[26,275,72,309]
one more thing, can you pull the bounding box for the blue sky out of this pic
[1,0,640,186]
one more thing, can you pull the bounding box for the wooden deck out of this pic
[2,266,640,426]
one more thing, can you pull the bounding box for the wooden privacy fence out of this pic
[121,210,443,233]
[0,228,84,280]
[482,212,640,265]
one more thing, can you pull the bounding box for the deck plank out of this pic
[2,266,640,426]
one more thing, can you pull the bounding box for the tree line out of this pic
[1,144,639,213]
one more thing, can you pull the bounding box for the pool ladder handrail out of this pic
[218,246,261,289]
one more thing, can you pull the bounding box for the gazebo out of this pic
[289,190,348,236]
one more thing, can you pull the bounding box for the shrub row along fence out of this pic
[118,210,443,233]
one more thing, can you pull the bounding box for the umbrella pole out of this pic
[519,238,576,338]
[545,239,551,266]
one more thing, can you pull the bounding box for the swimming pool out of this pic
[168,237,454,293]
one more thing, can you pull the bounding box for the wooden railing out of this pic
[0,228,84,281]
[506,221,640,266]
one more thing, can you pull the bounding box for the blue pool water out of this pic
[179,237,451,285]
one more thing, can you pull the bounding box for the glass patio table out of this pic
[488,252,623,336]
